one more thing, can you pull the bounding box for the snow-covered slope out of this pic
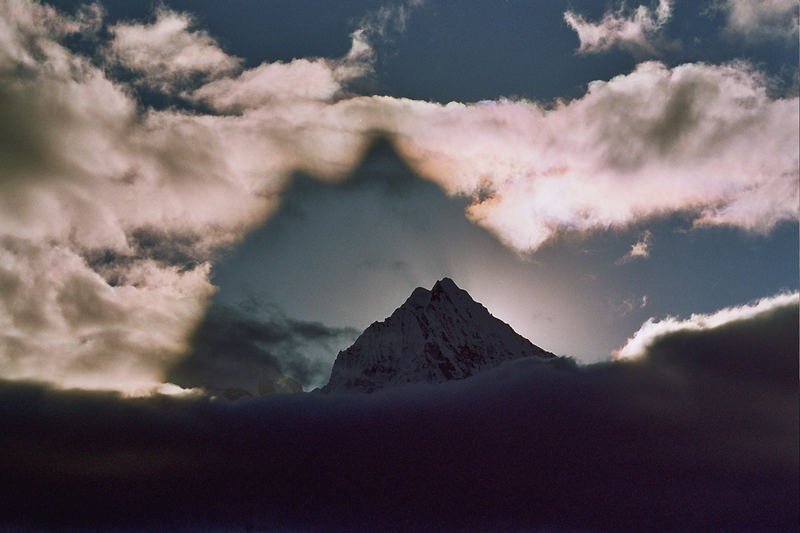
[323,278,555,393]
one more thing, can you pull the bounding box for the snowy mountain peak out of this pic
[323,278,555,393]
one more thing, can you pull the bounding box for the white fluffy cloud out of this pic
[614,291,800,359]
[190,31,373,112]
[0,1,796,392]
[106,8,241,92]
[722,0,799,41]
[564,0,672,54]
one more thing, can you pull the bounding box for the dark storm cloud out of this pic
[167,304,359,392]
[1,301,795,532]
[84,227,210,283]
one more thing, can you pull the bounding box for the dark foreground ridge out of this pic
[323,278,555,392]
[0,295,796,532]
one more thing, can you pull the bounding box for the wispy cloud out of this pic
[564,0,672,55]
[356,0,425,42]
[616,230,652,264]
[721,0,799,41]
[169,303,359,392]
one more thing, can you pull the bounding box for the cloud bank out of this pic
[615,290,800,359]
[0,1,796,391]
[0,297,795,531]
[389,61,798,251]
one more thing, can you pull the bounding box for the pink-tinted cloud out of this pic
[387,61,798,251]
[0,236,214,392]
[617,230,652,264]
[190,38,371,112]
[722,0,799,41]
[564,0,671,55]
[106,7,241,92]
[0,1,796,392]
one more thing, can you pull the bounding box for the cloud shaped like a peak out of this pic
[616,230,652,264]
[564,0,672,55]
[614,290,800,360]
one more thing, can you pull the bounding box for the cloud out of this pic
[0,298,795,531]
[356,0,425,41]
[0,1,796,392]
[191,57,345,111]
[188,3,387,113]
[616,230,652,264]
[186,0,424,112]
[0,236,214,392]
[0,1,387,391]
[0,2,302,391]
[105,7,241,93]
[721,0,799,41]
[189,35,373,112]
[388,61,798,251]
[614,290,799,359]
[167,303,359,393]
[564,0,672,55]
[608,292,650,318]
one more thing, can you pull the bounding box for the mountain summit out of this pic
[323,278,555,393]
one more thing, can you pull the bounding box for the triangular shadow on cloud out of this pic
[166,135,531,392]
[164,134,800,392]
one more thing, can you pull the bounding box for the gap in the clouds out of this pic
[168,137,800,393]
[172,138,600,392]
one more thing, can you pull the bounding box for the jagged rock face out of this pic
[323,278,554,393]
